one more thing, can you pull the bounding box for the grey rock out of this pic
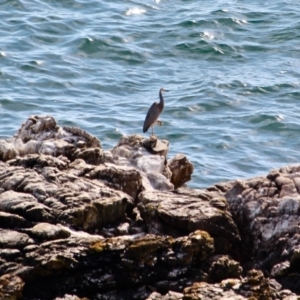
[0,229,34,249]
[0,116,299,300]
[0,191,54,222]
[0,115,101,162]
[87,163,143,199]
[168,154,194,189]
[226,166,300,292]
[23,223,71,241]
[138,190,240,254]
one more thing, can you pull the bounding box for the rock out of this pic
[0,231,213,299]
[226,166,300,293]
[183,269,295,300]
[88,230,214,291]
[0,229,34,248]
[146,291,183,300]
[138,190,240,254]
[0,115,101,162]
[0,115,300,299]
[23,223,71,241]
[1,117,193,194]
[54,182,133,231]
[0,160,133,232]
[206,255,243,283]
[0,212,29,229]
[87,163,143,199]
[0,141,19,161]
[8,154,68,171]
[142,135,169,157]
[168,154,194,189]
[0,191,55,222]
[0,274,24,300]
[146,172,174,191]
[73,147,104,165]
[112,134,175,191]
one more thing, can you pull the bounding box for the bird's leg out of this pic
[156,120,163,126]
[151,126,154,136]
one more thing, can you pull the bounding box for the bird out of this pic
[143,88,168,136]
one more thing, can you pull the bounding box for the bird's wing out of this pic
[143,102,160,133]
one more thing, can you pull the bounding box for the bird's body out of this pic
[143,88,167,135]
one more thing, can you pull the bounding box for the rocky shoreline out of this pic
[0,116,300,300]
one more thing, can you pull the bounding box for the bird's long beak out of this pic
[164,89,169,92]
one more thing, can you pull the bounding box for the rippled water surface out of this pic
[1,0,300,188]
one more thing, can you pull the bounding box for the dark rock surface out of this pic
[138,189,240,256]
[226,166,300,294]
[0,116,299,300]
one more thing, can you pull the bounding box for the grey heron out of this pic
[143,88,168,136]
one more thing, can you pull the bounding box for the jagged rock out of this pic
[148,270,298,299]
[138,189,240,255]
[206,255,243,283]
[113,135,169,158]
[168,154,194,189]
[73,147,104,165]
[67,159,95,177]
[87,163,143,199]
[63,126,100,148]
[0,141,19,161]
[226,165,300,293]
[0,191,54,222]
[0,116,300,299]
[54,182,133,231]
[142,135,169,157]
[0,230,34,275]
[146,172,174,191]
[183,269,293,300]
[0,115,101,162]
[1,117,193,193]
[0,161,133,231]
[8,154,68,171]
[88,230,214,293]
[114,134,144,150]
[0,274,24,300]
[146,291,183,300]
[0,231,213,299]
[112,134,174,191]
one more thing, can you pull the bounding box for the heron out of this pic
[143,88,168,136]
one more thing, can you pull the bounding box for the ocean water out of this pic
[1,0,300,188]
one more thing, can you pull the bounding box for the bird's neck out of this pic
[159,90,164,108]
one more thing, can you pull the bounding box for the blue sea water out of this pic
[1,0,300,188]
